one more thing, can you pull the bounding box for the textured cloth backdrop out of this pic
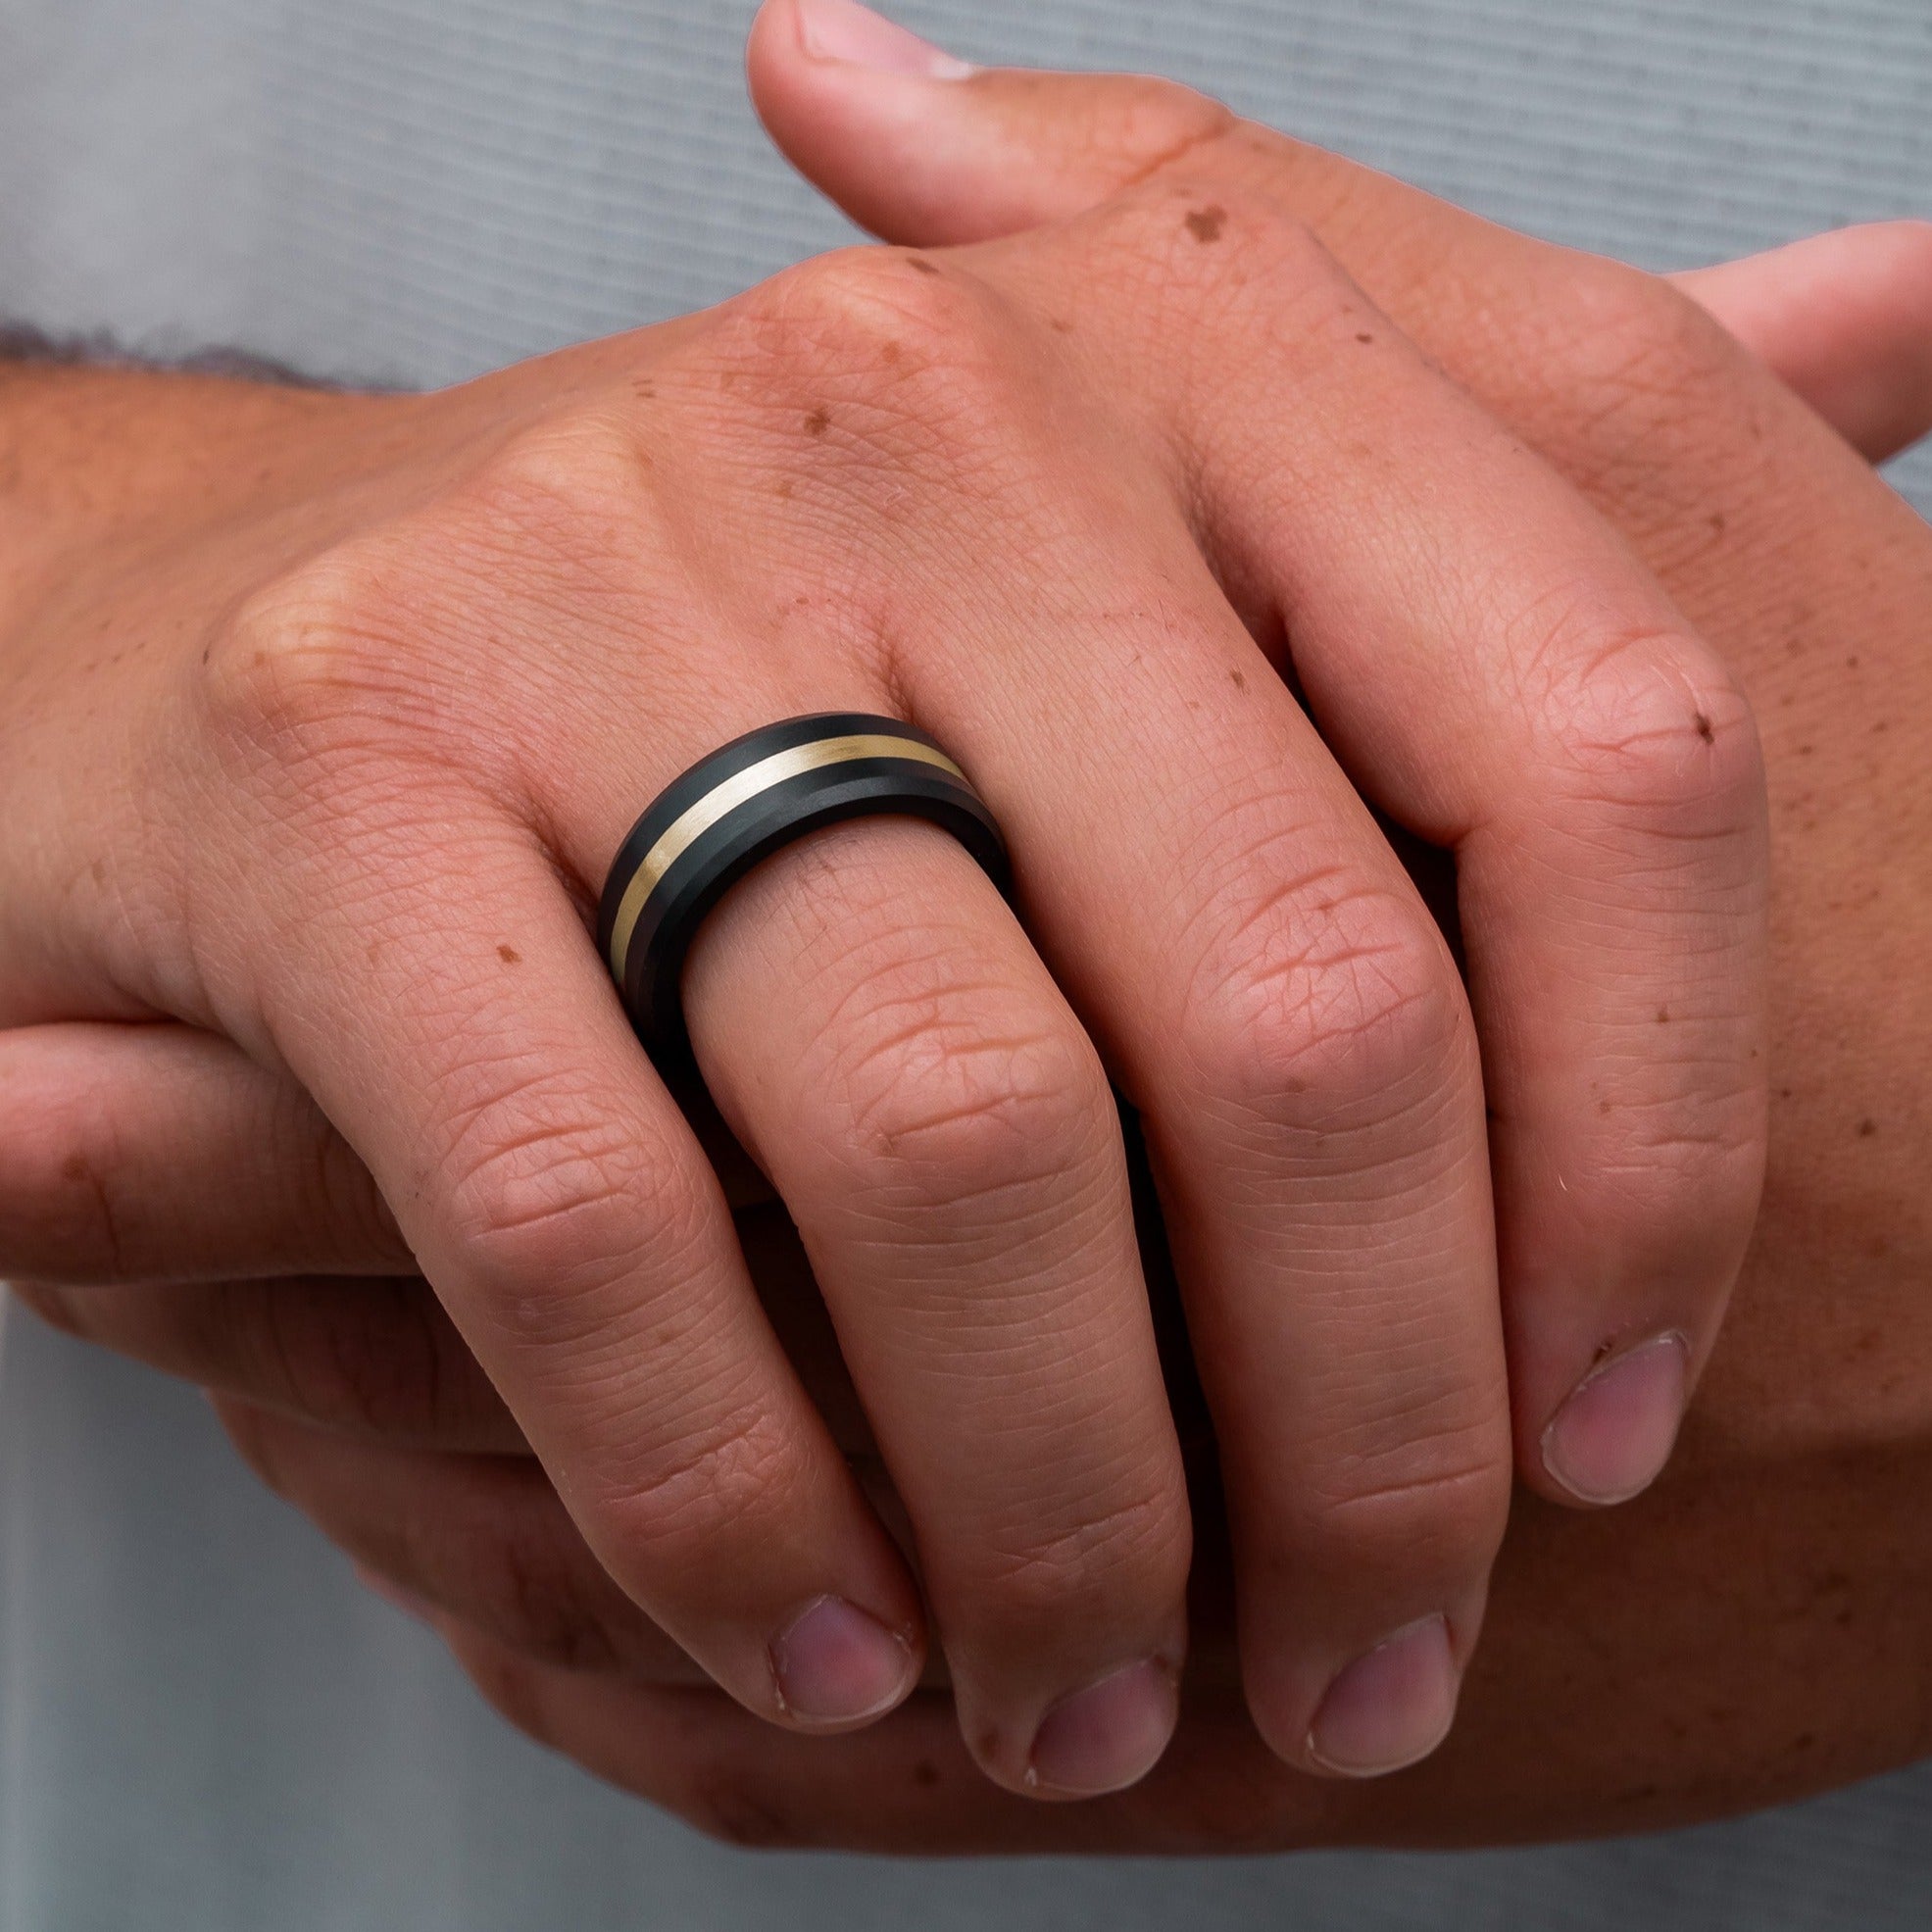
[1,2,1928,1927]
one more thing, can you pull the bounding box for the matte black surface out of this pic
[598,717,1010,1082]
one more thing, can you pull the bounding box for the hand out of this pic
[8,199,1918,1610]
[468,5,1926,1841]
[57,8,1905,1851]
[19,0,1932,1839]
[0,0,1787,1797]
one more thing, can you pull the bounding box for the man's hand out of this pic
[0,0,1847,1803]
[53,4,1904,1851]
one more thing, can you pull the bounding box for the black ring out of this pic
[597,713,1011,1080]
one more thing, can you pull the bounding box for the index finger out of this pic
[213,774,926,1734]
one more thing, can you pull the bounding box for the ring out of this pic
[598,713,1012,1077]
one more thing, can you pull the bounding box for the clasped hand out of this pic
[7,0,1839,1803]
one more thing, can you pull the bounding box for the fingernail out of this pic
[1542,1331,1689,1506]
[1027,1659,1178,1797]
[770,1596,917,1727]
[1308,1614,1459,1777]
[793,0,975,78]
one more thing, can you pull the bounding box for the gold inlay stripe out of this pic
[608,733,966,985]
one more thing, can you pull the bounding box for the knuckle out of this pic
[458,408,654,564]
[1558,258,1744,415]
[725,247,1036,490]
[1539,624,1763,832]
[1295,1436,1510,1586]
[966,1480,1191,1636]
[1087,175,1335,329]
[204,411,658,779]
[826,1008,1113,1221]
[596,1400,807,1565]
[1580,1083,1768,1264]
[1179,880,1468,1140]
[201,540,431,771]
[437,1083,709,1347]
[753,243,1005,379]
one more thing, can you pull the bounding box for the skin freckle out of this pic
[1356,331,1374,345]
[905,256,940,275]
[1693,712,1714,743]
[803,406,830,436]
[1184,204,1226,243]
[1858,1118,1877,1137]
[1657,1006,1670,1023]
[497,944,520,965]
[1230,668,1246,689]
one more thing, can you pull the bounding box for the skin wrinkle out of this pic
[585,1401,813,1553]
[1172,950,1466,1138]
[832,1050,1108,1187]
[963,1481,1188,1603]
[1288,1454,1507,1546]
[518,1348,777,1496]
[827,1175,1123,1277]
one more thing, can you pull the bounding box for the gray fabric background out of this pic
[1,1,1928,1926]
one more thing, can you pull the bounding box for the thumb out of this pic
[749,1,1932,465]
[1674,224,1932,464]
[745,0,1230,246]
